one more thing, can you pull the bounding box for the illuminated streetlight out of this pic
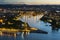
[0,19,3,23]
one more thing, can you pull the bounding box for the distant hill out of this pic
[0,4,60,11]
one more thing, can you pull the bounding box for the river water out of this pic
[0,15,60,40]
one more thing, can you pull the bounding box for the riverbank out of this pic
[41,11,60,30]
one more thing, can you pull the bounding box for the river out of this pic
[0,15,60,40]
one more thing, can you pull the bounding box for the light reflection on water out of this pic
[20,15,51,32]
[0,15,60,40]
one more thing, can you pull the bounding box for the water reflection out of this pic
[20,14,51,32]
[0,15,60,40]
[0,31,30,40]
[21,32,30,39]
[0,21,60,40]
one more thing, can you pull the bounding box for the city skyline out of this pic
[0,0,60,5]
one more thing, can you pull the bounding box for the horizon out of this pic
[0,3,60,5]
[0,0,60,5]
